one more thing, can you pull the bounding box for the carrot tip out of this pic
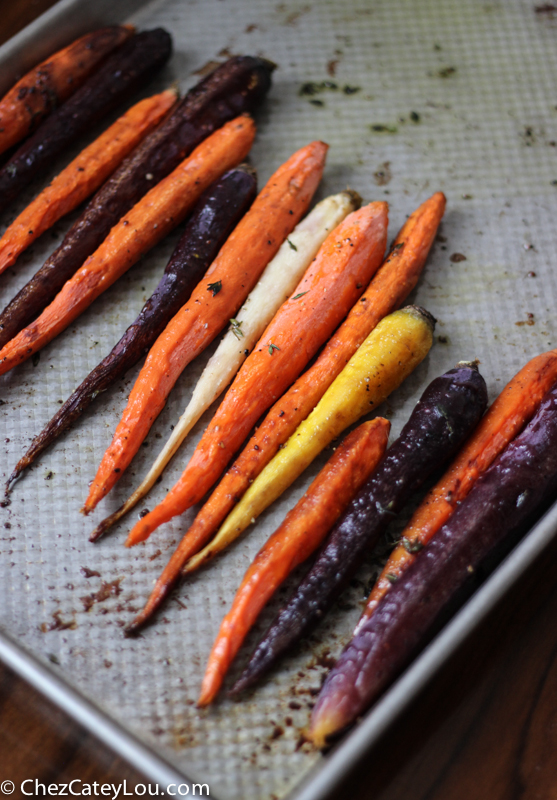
[123,619,142,637]
[89,521,108,542]
[309,712,344,750]
[196,692,212,708]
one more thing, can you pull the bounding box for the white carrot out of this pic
[91,191,359,535]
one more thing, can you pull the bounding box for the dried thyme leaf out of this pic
[207,280,222,296]
[402,536,424,554]
[229,318,244,340]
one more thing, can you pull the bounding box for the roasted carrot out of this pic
[83,141,329,515]
[123,193,442,630]
[358,347,557,627]
[0,89,177,276]
[124,200,388,545]
[198,419,390,706]
[185,306,435,576]
[6,166,257,495]
[0,29,172,214]
[0,26,134,156]
[0,116,255,378]
[0,56,274,351]
[91,190,360,539]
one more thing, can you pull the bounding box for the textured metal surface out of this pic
[1,1,557,799]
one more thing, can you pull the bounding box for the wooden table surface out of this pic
[2,2,557,799]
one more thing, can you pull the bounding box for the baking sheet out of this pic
[1,1,557,798]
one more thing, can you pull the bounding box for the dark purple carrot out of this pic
[231,362,488,695]
[310,378,557,747]
[0,29,172,215]
[6,165,257,493]
[0,56,275,350]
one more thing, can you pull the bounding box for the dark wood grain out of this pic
[1,2,557,799]
[0,661,146,791]
[0,0,60,47]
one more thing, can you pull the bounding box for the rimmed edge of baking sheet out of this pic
[1,2,557,799]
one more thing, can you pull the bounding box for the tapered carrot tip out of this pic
[126,507,163,545]
[198,650,226,706]
[309,680,355,749]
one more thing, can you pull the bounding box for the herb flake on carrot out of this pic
[0,89,178,276]
[83,140,329,514]
[0,115,256,378]
[198,418,390,706]
[0,26,134,156]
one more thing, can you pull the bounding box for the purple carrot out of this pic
[310,379,557,747]
[6,165,257,494]
[0,55,274,350]
[231,362,488,695]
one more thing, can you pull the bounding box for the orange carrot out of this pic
[125,192,443,630]
[358,348,557,627]
[0,116,255,378]
[0,89,177,275]
[198,419,390,705]
[0,26,134,156]
[125,200,388,545]
[83,140,329,514]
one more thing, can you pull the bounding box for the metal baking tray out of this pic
[1,0,557,798]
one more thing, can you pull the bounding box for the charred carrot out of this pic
[359,347,557,627]
[0,29,172,215]
[91,190,360,539]
[0,26,134,156]
[125,194,443,630]
[198,419,390,706]
[232,361,488,696]
[83,141,329,515]
[0,89,177,275]
[185,306,435,576]
[6,166,257,494]
[0,116,255,377]
[123,200,388,544]
[0,56,274,350]
[311,379,557,747]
